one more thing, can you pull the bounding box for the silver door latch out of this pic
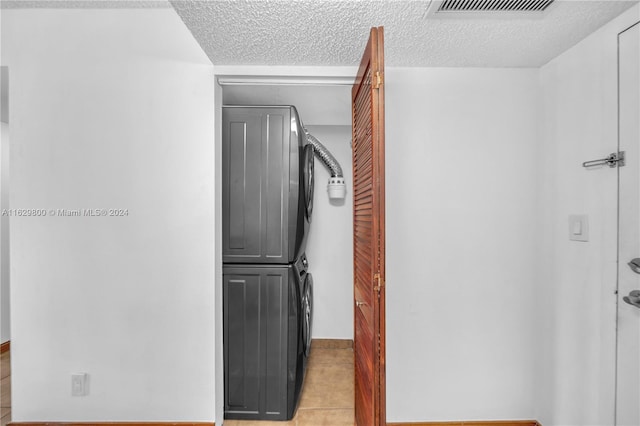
[582,151,625,168]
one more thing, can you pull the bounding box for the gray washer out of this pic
[223,255,310,420]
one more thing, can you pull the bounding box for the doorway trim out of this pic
[213,67,358,424]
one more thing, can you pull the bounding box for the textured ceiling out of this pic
[171,0,638,67]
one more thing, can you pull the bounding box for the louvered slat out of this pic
[353,52,375,426]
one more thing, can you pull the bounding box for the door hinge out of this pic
[373,71,383,89]
[374,273,384,294]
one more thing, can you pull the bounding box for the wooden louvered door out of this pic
[352,26,386,426]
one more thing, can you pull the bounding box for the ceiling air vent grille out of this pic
[437,0,554,12]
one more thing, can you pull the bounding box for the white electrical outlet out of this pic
[71,373,89,396]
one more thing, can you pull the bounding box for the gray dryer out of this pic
[222,105,314,264]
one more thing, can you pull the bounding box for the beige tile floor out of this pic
[0,340,354,426]
[1,350,10,426]
[225,339,355,426]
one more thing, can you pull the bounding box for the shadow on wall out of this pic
[1,66,10,346]
[305,124,354,340]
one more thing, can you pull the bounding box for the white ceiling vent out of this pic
[427,0,556,18]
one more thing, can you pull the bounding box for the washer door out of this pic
[302,273,313,357]
[303,144,314,221]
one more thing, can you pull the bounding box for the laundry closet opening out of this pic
[215,75,356,419]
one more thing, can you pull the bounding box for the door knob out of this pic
[628,258,640,274]
[623,289,640,309]
[356,301,366,307]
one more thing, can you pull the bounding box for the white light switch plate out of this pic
[569,214,589,242]
[71,373,90,396]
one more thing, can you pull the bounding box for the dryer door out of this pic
[302,273,313,357]
[303,144,314,221]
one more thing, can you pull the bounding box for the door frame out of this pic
[213,68,358,425]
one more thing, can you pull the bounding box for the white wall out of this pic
[1,121,9,345]
[0,5,9,345]
[305,124,354,339]
[535,5,640,426]
[385,67,540,422]
[1,120,8,345]
[2,8,215,421]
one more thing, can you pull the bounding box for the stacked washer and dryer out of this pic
[222,106,315,421]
